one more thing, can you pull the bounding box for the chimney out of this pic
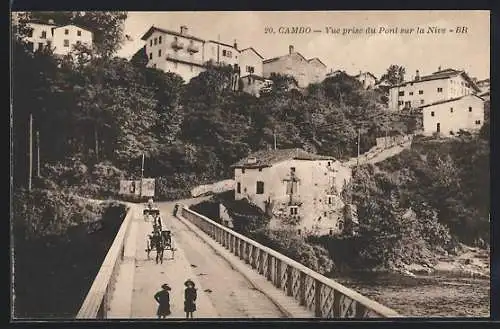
[415,70,420,81]
[289,45,294,54]
[233,39,238,50]
[180,25,188,35]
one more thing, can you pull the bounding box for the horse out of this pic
[151,231,164,264]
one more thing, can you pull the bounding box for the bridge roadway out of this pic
[107,199,289,318]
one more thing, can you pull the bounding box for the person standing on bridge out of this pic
[184,279,197,319]
[154,284,172,319]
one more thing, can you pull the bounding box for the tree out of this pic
[381,65,406,86]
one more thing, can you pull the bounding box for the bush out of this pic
[251,228,334,274]
[12,188,106,240]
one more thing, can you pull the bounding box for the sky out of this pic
[117,11,490,80]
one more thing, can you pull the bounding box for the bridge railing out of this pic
[76,205,134,319]
[180,206,402,318]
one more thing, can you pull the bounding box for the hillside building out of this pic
[421,94,485,136]
[25,19,93,56]
[388,67,481,111]
[231,148,352,236]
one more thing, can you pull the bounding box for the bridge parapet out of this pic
[180,206,402,318]
[76,205,135,319]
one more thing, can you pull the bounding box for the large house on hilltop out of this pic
[231,148,352,236]
[388,67,481,111]
[140,25,206,82]
[262,45,327,88]
[139,25,272,95]
[25,19,93,56]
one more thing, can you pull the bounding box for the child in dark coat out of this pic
[154,284,171,319]
[184,279,197,319]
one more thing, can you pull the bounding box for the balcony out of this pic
[187,44,199,53]
[171,40,184,50]
[166,53,203,66]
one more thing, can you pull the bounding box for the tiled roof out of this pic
[392,69,481,92]
[207,40,239,50]
[307,57,327,67]
[263,51,308,64]
[419,94,484,109]
[140,26,205,43]
[231,148,335,168]
[240,47,264,59]
[354,71,377,80]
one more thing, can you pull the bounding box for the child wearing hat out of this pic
[184,279,197,319]
[154,284,172,319]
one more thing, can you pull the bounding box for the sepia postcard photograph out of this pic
[10,10,491,321]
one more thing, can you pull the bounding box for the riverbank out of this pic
[404,244,490,279]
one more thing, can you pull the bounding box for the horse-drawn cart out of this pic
[144,209,176,264]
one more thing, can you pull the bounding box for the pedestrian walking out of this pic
[184,279,197,319]
[154,284,171,319]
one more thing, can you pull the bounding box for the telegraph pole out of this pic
[28,113,33,191]
[140,153,145,197]
[273,130,277,150]
[36,130,40,177]
[356,127,361,166]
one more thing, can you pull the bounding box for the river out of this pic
[332,272,490,317]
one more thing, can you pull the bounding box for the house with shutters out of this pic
[231,148,352,236]
[420,94,485,136]
[24,19,93,56]
[388,67,481,111]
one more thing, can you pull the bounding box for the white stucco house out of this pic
[231,148,352,236]
[388,68,481,111]
[420,94,485,136]
[25,19,93,56]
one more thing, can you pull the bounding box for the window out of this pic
[242,168,245,174]
[222,49,227,56]
[246,65,255,73]
[150,40,153,47]
[154,37,157,45]
[431,111,435,117]
[450,107,453,113]
[237,182,241,194]
[153,64,157,68]
[420,100,424,104]
[256,181,264,194]
[159,36,162,44]
[297,229,301,235]
[226,50,232,58]
[475,120,481,125]
[409,91,414,96]
[437,87,443,92]
[63,39,70,47]
[38,42,43,50]
[41,30,47,39]
[324,212,327,217]
[328,196,333,205]
[290,206,298,215]
[149,52,152,60]
[258,168,262,172]
[158,49,161,57]
[398,101,403,105]
[290,167,296,173]
[64,29,69,35]
[77,30,81,36]
[419,90,424,94]
[469,107,472,112]
[398,91,404,96]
